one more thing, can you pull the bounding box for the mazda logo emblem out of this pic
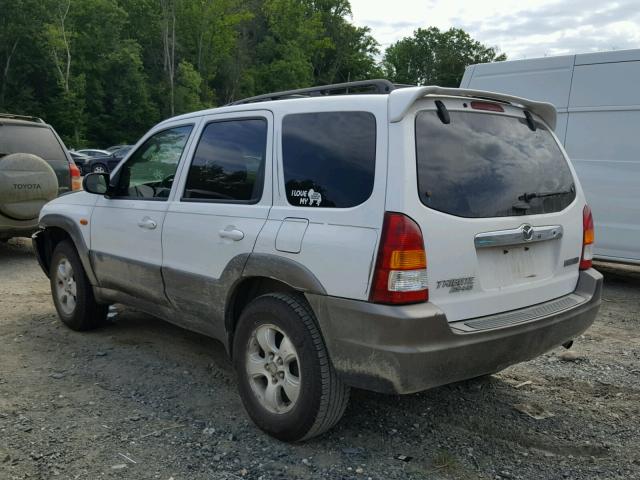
[522,224,534,241]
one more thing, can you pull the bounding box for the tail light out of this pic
[470,101,504,112]
[580,205,594,270]
[70,162,82,191]
[370,212,428,304]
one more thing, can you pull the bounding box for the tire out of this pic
[50,240,108,331]
[233,292,350,441]
[0,153,58,221]
[91,163,107,174]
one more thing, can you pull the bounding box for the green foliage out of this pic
[0,2,505,148]
[92,40,158,146]
[46,79,87,148]
[384,27,506,87]
[175,60,205,114]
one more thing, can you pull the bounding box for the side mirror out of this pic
[82,172,110,195]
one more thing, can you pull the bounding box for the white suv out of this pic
[33,80,602,441]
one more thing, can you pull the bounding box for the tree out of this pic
[92,40,158,146]
[0,0,50,113]
[44,0,87,146]
[160,0,177,116]
[213,0,381,103]
[383,27,506,87]
[174,60,205,114]
[308,0,381,84]
[252,0,325,93]
[4,2,497,148]
[176,0,249,106]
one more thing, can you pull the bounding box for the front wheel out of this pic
[50,240,108,330]
[91,163,107,173]
[233,293,350,441]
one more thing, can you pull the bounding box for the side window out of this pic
[113,125,192,200]
[282,111,376,208]
[183,118,267,203]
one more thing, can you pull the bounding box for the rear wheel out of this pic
[233,293,349,441]
[91,163,107,174]
[50,240,108,330]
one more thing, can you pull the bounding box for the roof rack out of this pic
[0,113,45,123]
[227,79,407,106]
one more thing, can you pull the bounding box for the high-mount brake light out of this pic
[370,212,428,305]
[580,205,594,270]
[70,162,82,191]
[470,101,504,113]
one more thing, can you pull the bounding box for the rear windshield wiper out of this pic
[518,185,575,202]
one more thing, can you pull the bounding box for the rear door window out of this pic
[282,112,376,208]
[415,110,576,218]
[0,124,66,161]
[183,118,267,203]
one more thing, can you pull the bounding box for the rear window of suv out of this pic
[415,110,576,218]
[282,112,376,208]
[0,124,67,162]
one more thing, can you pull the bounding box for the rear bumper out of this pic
[0,218,38,240]
[307,269,602,394]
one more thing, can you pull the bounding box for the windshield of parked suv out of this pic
[415,110,576,218]
[0,124,67,161]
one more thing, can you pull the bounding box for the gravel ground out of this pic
[1,238,639,480]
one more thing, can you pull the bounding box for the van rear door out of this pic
[395,97,585,322]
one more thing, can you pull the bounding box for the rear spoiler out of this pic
[388,86,557,130]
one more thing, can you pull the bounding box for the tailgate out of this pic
[399,97,584,322]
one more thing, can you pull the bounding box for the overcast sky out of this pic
[349,0,640,60]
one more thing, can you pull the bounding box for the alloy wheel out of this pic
[246,324,301,414]
[55,258,77,315]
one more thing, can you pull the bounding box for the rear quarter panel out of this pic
[253,96,389,300]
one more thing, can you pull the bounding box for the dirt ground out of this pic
[1,237,638,480]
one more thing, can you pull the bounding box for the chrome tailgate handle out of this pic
[475,224,563,249]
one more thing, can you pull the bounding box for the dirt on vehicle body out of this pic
[1,238,638,479]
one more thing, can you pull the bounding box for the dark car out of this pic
[75,148,111,158]
[0,113,81,240]
[105,144,128,153]
[82,145,132,174]
[69,151,90,170]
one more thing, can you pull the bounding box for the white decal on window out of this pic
[308,189,322,206]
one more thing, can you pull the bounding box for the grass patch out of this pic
[432,450,458,471]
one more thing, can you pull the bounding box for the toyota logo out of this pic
[522,224,534,241]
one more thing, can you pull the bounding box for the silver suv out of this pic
[33,81,602,441]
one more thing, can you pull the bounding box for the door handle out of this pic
[219,227,244,241]
[137,217,157,230]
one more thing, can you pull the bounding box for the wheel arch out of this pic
[33,213,97,285]
[225,254,327,357]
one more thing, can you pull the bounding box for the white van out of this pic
[461,49,640,264]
